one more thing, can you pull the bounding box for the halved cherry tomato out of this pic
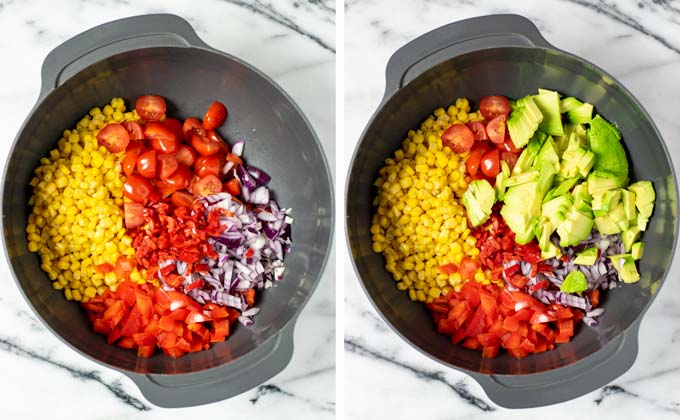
[459,257,480,280]
[121,121,145,140]
[175,145,196,166]
[124,174,158,204]
[163,118,184,143]
[157,153,179,180]
[501,151,518,171]
[115,257,136,281]
[136,149,157,178]
[203,101,228,130]
[194,155,223,178]
[479,95,510,120]
[466,147,485,177]
[182,117,203,141]
[192,174,222,197]
[121,141,144,176]
[226,153,243,166]
[170,190,195,208]
[486,115,507,144]
[96,123,130,153]
[442,123,474,153]
[480,149,500,178]
[191,132,222,156]
[224,178,241,196]
[135,95,166,121]
[467,121,488,141]
[124,202,145,228]
[145,122,178,154]
[162,165,192,192]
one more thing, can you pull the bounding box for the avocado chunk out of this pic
[561,270,588,293]
[462,179,496,227]
[507,96,544,149]
[628,181,655,218]
[637,213,650,231]
[609,253,641,283]
[568,103,593,124]
[587,115,629,181]
[621,227,641,253]
[542,194,573,227]
[533,89,564,136]
[536,136,561,172]
[632,242,644,260]
[544,177,579,202]
[572,184,592,214]
[622,189,637,224]
[559,146,595,180]
[556,208,593,247]
[587,171,627,195]
[512,132,546,175]
[505,169,540,187]
[537,162,558,197]
[560,97,584,113]
[594,214,621,235]
[501,181,542,244]
[574,247,598,265]
[592,189,622,217]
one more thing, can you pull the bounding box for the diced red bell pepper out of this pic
[502,316,519,332]
[437,318,457,335]
[477,333,501,347]
[482,345,500,358]
[461,337,481,350]
[137,345,156,358]
[464,307,486,338]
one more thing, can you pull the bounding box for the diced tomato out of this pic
[191,132,223,157]
[224,178,241,196]
[486,115,507,144]
[163,118,184,143]
[122,121,145,140]
[589,289,600,308]
[465,146,485,177]
[157,153,179,180]
[192,174,223,197]
[145,122,178,154]
[124,202,145,229]
[442,124,474,153]
[136,95,166,121]
[194,155,223,178]
[97,123,130,153]
[480,149,501,178]
[479,95,511,120]
[182,117,203,141]
[467,121,488,141]
[122,141,144,176]
[124,174,159,204]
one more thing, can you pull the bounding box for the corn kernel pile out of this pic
[371,98,502,303]
[26,98,150,302]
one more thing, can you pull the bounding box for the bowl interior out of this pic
[347,47,677,375]
[3,47,333,374]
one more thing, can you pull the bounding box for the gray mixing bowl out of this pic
[2,14,333,408]
[346,14,677,408]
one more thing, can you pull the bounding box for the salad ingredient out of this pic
[561,271,587,293]
[480,149,501,178]
[486,115,507,144]
[96,123,130,153]
[427,281,579,358]
[479,95,510,120]
[587,115,628,182]
[146,122,179,154]
[136,149,157,178]
[122,121,144,140]
[533,89,564,136]
[507,96,543,148]
[124,174,159,204]
[442,124,474,153]
[135,95,166,121]
[26,98,145,300]
[203,101,228,130]
[372,99,497,302]
[573,247,598,265]
[191,131,224,156]
[83,280,238,358]
[462,179,496,227]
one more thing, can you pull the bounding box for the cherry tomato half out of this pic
[124,174,158,204]
[136,149,157,178]
[135,95,166,121]
[467,121,488,141]
[163,165,192,191]
[192,174,223,197]
[479,95,511,120]
[466,147,485,177]
[96,123,130,153]
[157,153,179,180]
[203,101,228,130]
[175,145,196,167]
[121,141,144,176]
[486,115,507,144]
[182,117,202,142]
[496,133,521,153]
[121,121,145,140]
[163,118,185,143]
[442,123,474,153]
[194,155,223,178]
[501,151,519,171]
[145,122,178,154]
[481,149,501,178]
[170,190,195,208]
[191,132,222,156]
[124,202,146,229]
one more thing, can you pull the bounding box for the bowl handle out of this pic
[124,320,296,408]
[39,13,211,99]
[383,14,555,103]
[470,318,641,408]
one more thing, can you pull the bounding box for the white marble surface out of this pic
[0,0,334,418]
[343,0,680,419]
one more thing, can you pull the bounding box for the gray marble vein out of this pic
[221,0,336,52]
[345,337,495,412]
[249,383,335,412]
[0,336,150,411]
[594,384,680,415]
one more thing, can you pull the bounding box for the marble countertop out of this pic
[0,0,334,418]
[343,0,680,419]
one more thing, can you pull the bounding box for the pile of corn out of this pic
[26,98,150,302]
[371,98,501,303]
